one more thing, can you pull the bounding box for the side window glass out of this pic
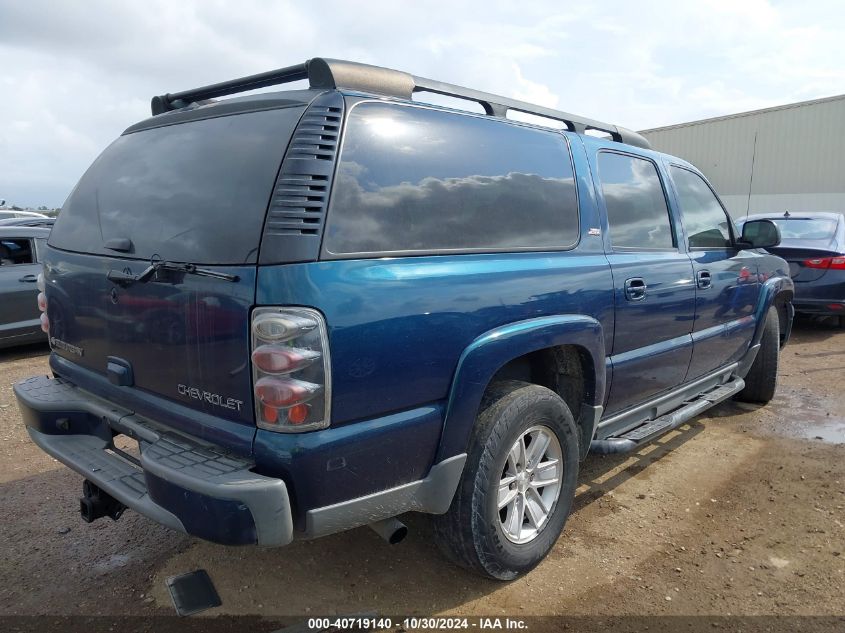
[324,102,579,255]
[598,152,675,250]
[0,239,34,266]
[670,167,733,248]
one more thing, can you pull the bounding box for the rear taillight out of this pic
[255,377,321,407]
[251,307,330,432]
[804,256,845,270]
[36,273,49,333]
[251,345,320,374]
[252,312,317,341]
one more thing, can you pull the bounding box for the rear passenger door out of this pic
[667,165,759,380]
[593,151,696,416]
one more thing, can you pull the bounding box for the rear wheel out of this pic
[433,381,579,580]
[736,307,780,403]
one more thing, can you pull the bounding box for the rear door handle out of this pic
[624,277,647,301]
[697,270,712,289]
[19,274,38,283]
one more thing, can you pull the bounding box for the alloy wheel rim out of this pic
[497,425,563,544]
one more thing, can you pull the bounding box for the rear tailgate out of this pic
[45,250,256,425]
[43,103,307,450]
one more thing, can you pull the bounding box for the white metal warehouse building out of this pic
[640,94,845,220]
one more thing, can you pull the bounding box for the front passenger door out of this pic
[668,166,760,380]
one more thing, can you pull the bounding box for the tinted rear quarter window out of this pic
[49,107,304,265]
[597,152,675,250]
[323,102,579,256]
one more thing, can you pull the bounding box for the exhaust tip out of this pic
[368,517,408,545]
[388,524,408,545]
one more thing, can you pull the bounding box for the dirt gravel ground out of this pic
[0,317,843,627]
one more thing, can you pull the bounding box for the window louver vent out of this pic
[259,91,345,264]
[268,171,331,236]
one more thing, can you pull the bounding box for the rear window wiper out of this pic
[107,261,239,286]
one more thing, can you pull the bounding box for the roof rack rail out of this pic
[150,58,651,150]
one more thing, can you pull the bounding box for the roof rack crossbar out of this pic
[150,57,651,150]
[151,62,309,115]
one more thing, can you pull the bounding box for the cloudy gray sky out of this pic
[1,0,843,208]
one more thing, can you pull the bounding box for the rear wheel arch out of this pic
[487,344,597,458]
[437,316,606,464]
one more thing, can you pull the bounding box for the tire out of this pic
[736,307,780,403]
[433,380,579,580]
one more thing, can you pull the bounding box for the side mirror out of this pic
[739,219,781,249]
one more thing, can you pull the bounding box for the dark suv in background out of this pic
[15,58,793,579]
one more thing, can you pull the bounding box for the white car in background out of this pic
[0,210,49,221]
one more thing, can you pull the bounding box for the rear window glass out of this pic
[49,107,304,265]
[770,218,838,240]
[323,102,578,256]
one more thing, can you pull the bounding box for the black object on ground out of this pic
[166,569,222,616]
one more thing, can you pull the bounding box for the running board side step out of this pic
[590,376,745,455]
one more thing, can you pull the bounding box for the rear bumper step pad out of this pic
[15,375,293,546]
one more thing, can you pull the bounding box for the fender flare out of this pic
[435,315,606,462]
[752,274,794,348]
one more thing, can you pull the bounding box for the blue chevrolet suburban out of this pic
[15,58,794,580]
